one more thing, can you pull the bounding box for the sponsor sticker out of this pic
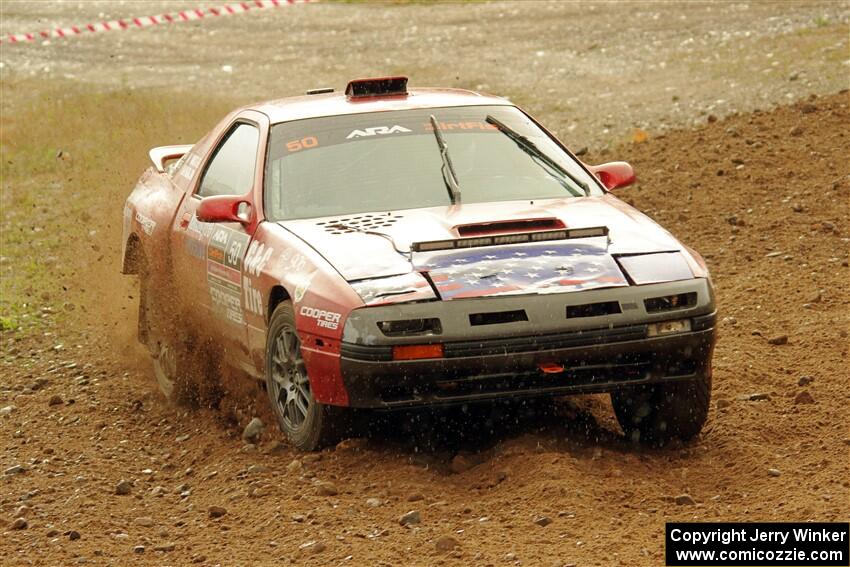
[346,125,412,139]
[206,226,250,325]
[279,250,307,273]
[135,211,157,235]
[424,121,498,132]
[242,241,273,316]
[300,306,341,330]
[286,136,319,153]
[293,272,315,303]
[243,275,263,317]
[244,240,273,277]
[184,214,213,258]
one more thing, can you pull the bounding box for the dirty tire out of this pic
[265,301,347,451]
[611,375,711,445]
[140,267,208,404]
[150,335,215,405]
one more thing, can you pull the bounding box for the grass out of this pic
[0,80,232,335]
[814,16,831,28]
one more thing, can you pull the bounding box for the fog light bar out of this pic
[392,344,444,360]
[647,319,692,337]
[411,227,608,252]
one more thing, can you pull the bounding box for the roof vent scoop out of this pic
[345,76,408,99]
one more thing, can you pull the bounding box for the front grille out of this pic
[469,309,528,326]
[566,300,621,318]
[442,324,647,358]
[340,323,647,361]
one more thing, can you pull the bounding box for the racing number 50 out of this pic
[226,240,244,267]
[286,136,319,152]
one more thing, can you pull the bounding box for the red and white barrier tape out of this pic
[1,0,311,45]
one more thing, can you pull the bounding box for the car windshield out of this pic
[264,105,601,220]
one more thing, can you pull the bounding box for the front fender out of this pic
[245,222,364,406]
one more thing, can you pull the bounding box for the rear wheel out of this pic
[265,301,347,451]
[152,340,179,400]
[140,267,208,404]
[150,335,214,404]
[611,375,711,445]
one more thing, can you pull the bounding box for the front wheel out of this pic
[265,301,347,451]
[611,375,711,445]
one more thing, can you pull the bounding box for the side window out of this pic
[198,123,260,198]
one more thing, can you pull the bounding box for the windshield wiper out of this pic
[429,114,461,204]
[485,115,589,197]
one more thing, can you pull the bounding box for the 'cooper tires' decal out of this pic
[300,306,341,330]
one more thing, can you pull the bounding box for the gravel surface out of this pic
[1,1,848,147]
[1,2,849,565]
[2,93,848,565]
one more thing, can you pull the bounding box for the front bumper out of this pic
[339,278,715,408]
[340,312,715,408]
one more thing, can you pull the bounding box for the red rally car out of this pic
[121,77,716,450]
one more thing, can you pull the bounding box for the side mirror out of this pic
[588,161,635,191]
[196,195,252,224]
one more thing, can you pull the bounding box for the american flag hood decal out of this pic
[412,237,629,300]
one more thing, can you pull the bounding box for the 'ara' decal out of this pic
[346,125,411,139]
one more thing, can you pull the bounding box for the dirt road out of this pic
[2,91,848,566]
[1,2,849,566]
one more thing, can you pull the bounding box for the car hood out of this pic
[279,195,689,300]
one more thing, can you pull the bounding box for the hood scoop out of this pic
[454,217,565,237]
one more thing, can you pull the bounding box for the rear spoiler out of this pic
[410,226,609,253]
[148,144,193,173]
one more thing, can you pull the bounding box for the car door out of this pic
[171,118,262,353]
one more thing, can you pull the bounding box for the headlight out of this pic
[616,252,693,285]
[647,318,691,337]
